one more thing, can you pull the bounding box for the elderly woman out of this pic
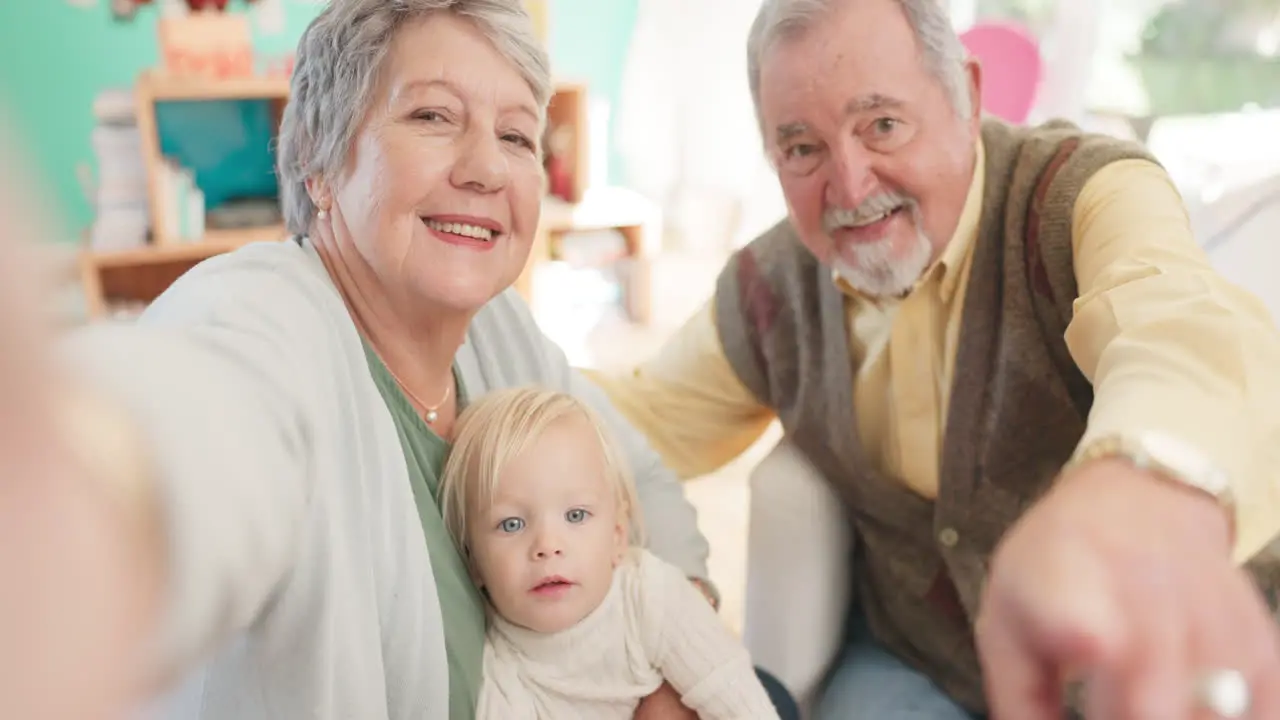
[0,1,804,718]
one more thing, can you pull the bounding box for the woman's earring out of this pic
[317,207,328,221]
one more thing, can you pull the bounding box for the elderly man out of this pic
[589,0,1280,717]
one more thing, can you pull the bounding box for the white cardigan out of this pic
[66,239,710,720]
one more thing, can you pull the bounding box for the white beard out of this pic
[833,226,932,298]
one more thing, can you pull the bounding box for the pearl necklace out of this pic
[383,362,452,424]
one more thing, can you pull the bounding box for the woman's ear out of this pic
[304,176,331,215]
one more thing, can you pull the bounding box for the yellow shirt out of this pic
[586,150,1280,563]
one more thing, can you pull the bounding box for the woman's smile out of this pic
[422,213,504,250]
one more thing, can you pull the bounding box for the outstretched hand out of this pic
[976,458,1280,718]
[0,118,158,720]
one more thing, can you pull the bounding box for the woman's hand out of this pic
[0,121,160,720]
[634,682,697,720]
[634,576,719,719]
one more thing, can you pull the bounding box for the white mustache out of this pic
[823,192,915,233]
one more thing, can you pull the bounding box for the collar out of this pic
[833,137,986,304]
[488,551,630,662]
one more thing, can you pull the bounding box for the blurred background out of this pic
[3,0,1280,632]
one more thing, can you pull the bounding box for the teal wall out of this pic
[0,0,637,241]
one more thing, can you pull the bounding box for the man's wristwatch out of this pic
[1070,430,1235,535]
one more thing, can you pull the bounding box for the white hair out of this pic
[276,0,551,235]
[746,0,971,134]
[439,386,646,564]
[831,203,933,297]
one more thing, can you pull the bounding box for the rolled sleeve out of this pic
[1067,159,1280,562]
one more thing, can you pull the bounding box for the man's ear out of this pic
[963,57,984,132]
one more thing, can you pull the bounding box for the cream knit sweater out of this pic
[477,549,779,719]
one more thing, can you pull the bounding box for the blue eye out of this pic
[566,508,589,524]
[498,517,524,533]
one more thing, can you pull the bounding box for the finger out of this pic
[979,537,1130,718]
[1105,566,1188,720]
[1235,577,1280,720]
[1189,569,1280,720]
[976,602,1063,720]
[1004,542,1129,671]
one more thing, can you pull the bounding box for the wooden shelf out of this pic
[515,189,661,324]
[134,70,291,251]
[541,189,657,236]
[78,71,642,320]
[88,224,286,269]
[75,70,295,318]
[139,71,291,101]
[80,225,287,317]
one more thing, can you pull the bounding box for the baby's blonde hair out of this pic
[439,386,645,560]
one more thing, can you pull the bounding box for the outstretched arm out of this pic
[63,259,334,686]
[582,301,777,480]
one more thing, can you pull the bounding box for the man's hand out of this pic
[634,682,697,720]
[976,458,1280,718]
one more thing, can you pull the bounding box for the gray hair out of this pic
[277,0,551,235]
[746,0,970,135]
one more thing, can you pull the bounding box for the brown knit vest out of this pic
[714,118,1280,713]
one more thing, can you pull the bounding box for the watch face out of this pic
[1140,431,1228,496]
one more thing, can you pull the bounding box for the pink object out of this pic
[959,23,1042,124]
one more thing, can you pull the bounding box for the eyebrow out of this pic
[395,78,540,123]
[844,93,906,114]
[773,93,906,143]
[775,122,810,143]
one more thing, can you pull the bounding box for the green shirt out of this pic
[363,344,486,720]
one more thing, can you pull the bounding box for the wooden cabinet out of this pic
[80,73,656,324]
[80,71,289,318]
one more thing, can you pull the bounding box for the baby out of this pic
[440,386,780,719]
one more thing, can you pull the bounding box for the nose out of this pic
[530,526,563,560]
[825,137,878,208]
[450,125,510,194]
